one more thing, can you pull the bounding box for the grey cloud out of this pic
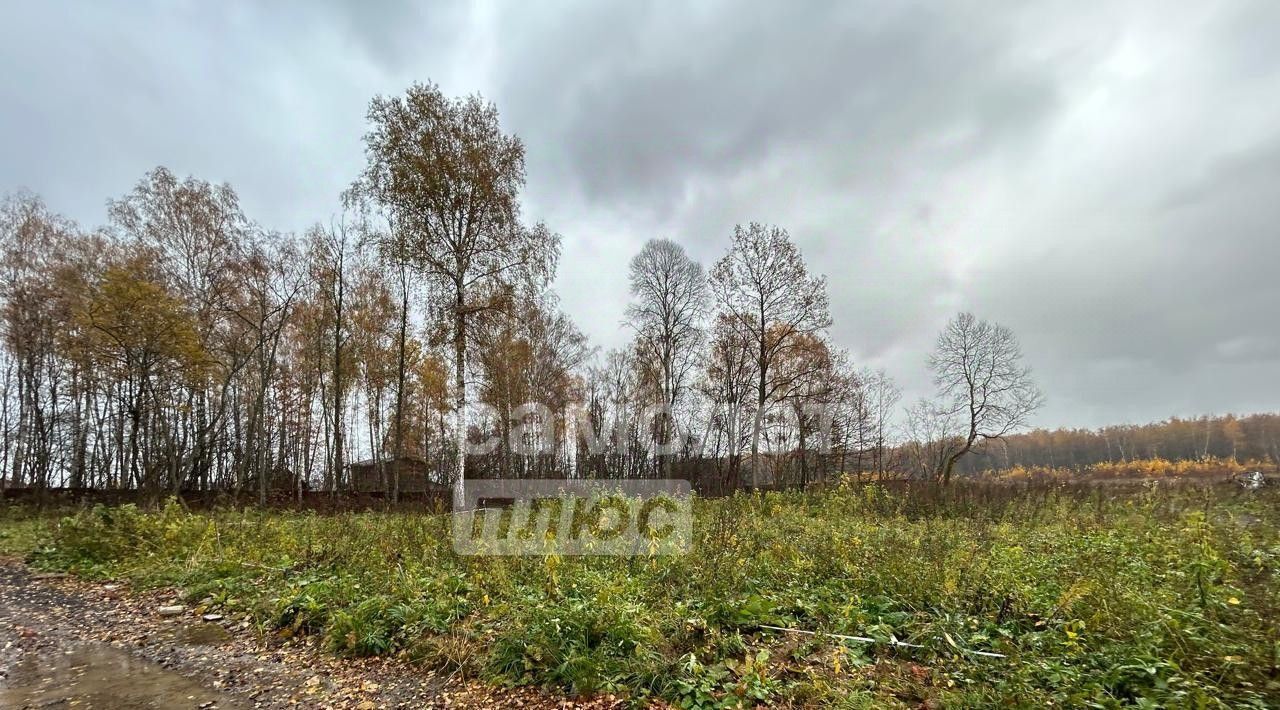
[968,120,1280,423]
[1,0,1277,429]
[0,1,463,232]
[304,0,458,65]
[494,1,1064,218]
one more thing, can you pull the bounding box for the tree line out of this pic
[2,82,1055,501]
[946,412,1280,476]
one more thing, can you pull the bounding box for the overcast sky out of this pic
[2,0,1278,429]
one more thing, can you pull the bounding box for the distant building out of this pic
[347,456,450,494]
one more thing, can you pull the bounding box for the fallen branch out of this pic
[758,624,1007,659]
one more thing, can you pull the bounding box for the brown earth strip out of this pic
[0,561,624,709]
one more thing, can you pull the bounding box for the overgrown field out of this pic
[3,482,1278,708]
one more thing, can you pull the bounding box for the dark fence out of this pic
[4,467,1266,512]
[0,486,451,512]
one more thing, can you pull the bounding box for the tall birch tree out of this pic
[355,82,559,507]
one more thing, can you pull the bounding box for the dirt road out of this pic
[0,562,616,709]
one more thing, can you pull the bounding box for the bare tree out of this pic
[473,293,589,479]
[0,193,76,491]
[307,221,355,493]
[710,223,830,487]
[901,398,965,481]
[928,312,1043,484]
[624,238,707,475]
[107,167,245,323]
[774,334,839,489]
[698,316,755,490]
[859,368,901,478]
[107,167,250,491]
[230,232,305,504]
[355,82,559,508]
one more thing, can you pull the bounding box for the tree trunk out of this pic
[452,299,467,510]
[748,411,764,487]
[332,304,344,494]
[941,431,978,485]
[748,298,770,489]
[797,407,808,489]
[392,266,409,504]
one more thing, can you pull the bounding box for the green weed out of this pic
[4,482,1277,707]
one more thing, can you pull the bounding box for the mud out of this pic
[1,642,246,709]
[176,622,233,646]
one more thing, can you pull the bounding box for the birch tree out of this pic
[355,82,559,507]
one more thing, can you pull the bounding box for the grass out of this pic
[984,456,1275,482]
[3,480,1278,708]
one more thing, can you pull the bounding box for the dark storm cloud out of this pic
[493,1,1062,215]
[1,1,1277,428]
[482,1,1082,387]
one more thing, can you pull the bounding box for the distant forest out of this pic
[0,83,1272,500]
[950,412,1280,476]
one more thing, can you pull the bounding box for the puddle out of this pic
[176,622,232,646]
[0,642,245,709]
